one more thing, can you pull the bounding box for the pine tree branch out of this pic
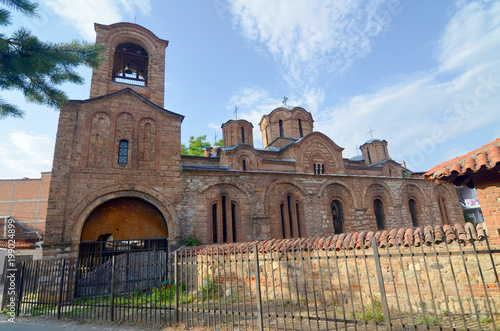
[0,97,24,118]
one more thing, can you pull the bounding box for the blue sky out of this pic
[1,0,500,178]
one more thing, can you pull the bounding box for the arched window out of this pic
[231,202,237,242]
[321,164,325,174]
[298,119,303,138]
[280,194,302,238]
[212,203,218,243]
[374,198,385,230]
[331,200,344,234]
[367,148,372,164]
[112,43,148,86]
[211,195,238,243]
[242,159,247,171]
[313,163,317,174]
[221,195,228,242]
[118,140,129,164]
[279,120,284,138]
[438,196,450,225]
[241,127,245,144]
[409,198,418,227]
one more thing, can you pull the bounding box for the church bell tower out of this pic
[89,23,169,107]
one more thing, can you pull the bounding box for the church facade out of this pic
[43,23,463,258]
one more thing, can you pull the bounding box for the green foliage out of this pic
[480,315,491,323]
[181,135,212,156]
[360,297,385,322]
[0,0,105,119]
[417,314,442,326]
[214,138,223,147]
[183,235,200,246]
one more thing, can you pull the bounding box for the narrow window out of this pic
[409,198,418,227]
[298,119,303,138]
[331,200,344,234]
[438,197,450,225]
[389,168,392,177]
[231,202,237,242]
[118,140,129,164]
[241,127,245,144]
[212,203,218,243]
[295,203,301,237]
[367,148,372,164]
[280,203,286,238]
[321,164,325,174]
[242,159,246,171]
[279,120,284,138]
[313,163,317,174]
[287,195,294,238]
[374,198,385,230]
[221,195,227,242]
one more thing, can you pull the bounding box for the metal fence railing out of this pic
[5,227,500,330]
[7,238,174,326]
[175,228,500,330]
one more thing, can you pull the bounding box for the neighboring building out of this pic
[26,22,463,258]
[456,187,484,224]
[0,173,50,237]
[425,137,500,242]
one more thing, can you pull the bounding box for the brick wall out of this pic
[0,172,50,235]
[474,176,500,243]
[179,169,464,245]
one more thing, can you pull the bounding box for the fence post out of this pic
[56,259,66,319]
[253,244,264,331]
[371,237,391,331]
[15,261,25,317]
[174,250,179,324]
[110,255,116,322]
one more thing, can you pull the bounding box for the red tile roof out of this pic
[178,222,485,255]
[425,138,500,185]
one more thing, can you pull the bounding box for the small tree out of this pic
[181,135,224,156]
[0,0,105,119]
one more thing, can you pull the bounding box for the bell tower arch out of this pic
[89,23,169,107]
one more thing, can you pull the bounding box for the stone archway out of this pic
[81,197,168,242]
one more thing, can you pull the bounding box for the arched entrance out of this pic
[81,197,168,241]
[77,198,169,297]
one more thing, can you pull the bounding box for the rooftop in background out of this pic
[425,138,500,188]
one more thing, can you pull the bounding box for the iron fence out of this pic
[9,238,174,326]
[175,230,500,330]
[5,230,500,330]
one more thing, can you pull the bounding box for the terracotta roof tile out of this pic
[178,222,490,256]
[425,138,500,185]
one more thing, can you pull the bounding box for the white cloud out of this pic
[0,132,54,179]
[229,0,398,84]
[314,0,500,170]
[42,0,152,40]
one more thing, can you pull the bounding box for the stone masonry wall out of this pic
[179,169,464,244]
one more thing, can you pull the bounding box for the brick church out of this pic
[41,22,463,258]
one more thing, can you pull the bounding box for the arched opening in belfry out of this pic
[112,43,148,86]
[81,197,167,242]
